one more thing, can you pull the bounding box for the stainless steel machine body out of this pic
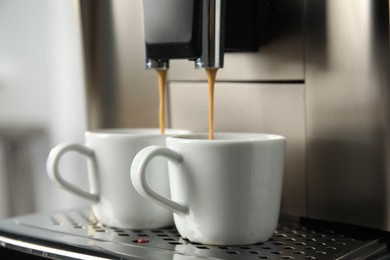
[79,0,390,232]
[1,0,390,259]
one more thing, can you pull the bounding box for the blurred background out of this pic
[0,0,156,218]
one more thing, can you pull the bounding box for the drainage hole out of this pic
[219,246,231,250]
[305,238,316,242]
[282,246,295,250]
[258,256,270,259]
[284,238,296,241]
[249,251,260,254]
[305,257,316,259]
[169,242,183,245]
[226,251,239,255]
[294,242,306,246]
[271,251,283,255]
[315,251,326,255]
[336,242,346,246]
[281,256,294,259]
[73,225,83,229]
[326,246,337,250]
[304,247,316,250]
[163,238,175,241]
[261,246,271,250]
[114,230,127,234]
[196,246,210,249]
[118,234,130,236]
[136,233,148,236]
[273,242,285,245]
[151,230,164,233]
[293,251,306,255]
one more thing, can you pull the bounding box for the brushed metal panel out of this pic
[79,0,159,129]
[306,0,390,230]
[168,82,307,216]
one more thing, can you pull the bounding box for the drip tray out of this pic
[0,208,388,259]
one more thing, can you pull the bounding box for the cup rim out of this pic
[167,132,286,143]
[86,128,191,136]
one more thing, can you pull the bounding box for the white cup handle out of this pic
[46,142,99,203]
[130,146,189,215]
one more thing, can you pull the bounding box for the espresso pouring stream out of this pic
[156,68,218,139]
[206,68,218,140]
[156,69,167,134]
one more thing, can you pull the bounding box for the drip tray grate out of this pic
[0,208,388,259]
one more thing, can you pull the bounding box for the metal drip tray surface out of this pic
[0,208,388,259]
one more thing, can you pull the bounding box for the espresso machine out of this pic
[0,0,390,258]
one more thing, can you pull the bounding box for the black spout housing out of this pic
[142,0,263,69]
[143,0,202,67]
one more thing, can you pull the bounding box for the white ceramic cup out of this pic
[46,128,189,229]
[131,133,286,245]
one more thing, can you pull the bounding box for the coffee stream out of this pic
[156,67,218,139]
[156,69,167,134]
[206,68,218,140]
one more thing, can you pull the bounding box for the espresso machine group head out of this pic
[142,0,225,70]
